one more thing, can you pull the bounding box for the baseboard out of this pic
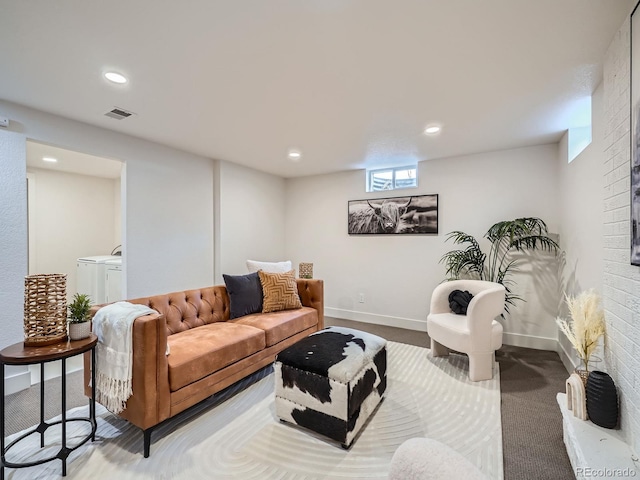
[500,332,558,351]
[4,367,31,396]
[5,358,85,396]
[557,341,578,374]
[29,356,84,384]
[325,307,427,332]
[326,308,563,349]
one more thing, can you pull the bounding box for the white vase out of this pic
[68,322,91,340]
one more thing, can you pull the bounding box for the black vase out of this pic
[586,370,618,429]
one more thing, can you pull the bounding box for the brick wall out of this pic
[603,16,640,455]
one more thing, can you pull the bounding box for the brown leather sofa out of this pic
[84,278,324,457]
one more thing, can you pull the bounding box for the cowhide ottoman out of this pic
[274,326,387,448]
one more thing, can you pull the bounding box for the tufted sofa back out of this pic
[128,286,230,336]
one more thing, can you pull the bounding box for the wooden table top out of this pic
[0,334,98,365]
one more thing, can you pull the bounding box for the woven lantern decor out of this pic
[299,263,313,279]
[24,273,68,346]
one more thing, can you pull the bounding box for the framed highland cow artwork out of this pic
[632,2,640,265]
[347,194,438,235]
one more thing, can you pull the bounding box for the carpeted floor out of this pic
[3,317,575,479]
[496,345,575,480]
[4,369,87,436]
[326,318,575,480]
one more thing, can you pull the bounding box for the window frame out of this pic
[367,165,418,192]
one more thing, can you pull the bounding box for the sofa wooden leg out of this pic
[143,428,153,458]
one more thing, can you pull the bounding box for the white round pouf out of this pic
[388,438,487,480]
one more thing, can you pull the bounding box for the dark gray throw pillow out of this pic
[448,289,474,315]
[223,272,263,319]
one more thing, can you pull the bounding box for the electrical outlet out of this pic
[358,293,365,303]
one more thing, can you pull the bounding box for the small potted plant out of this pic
[68,293,92,340]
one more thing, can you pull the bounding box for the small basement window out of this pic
[367,165,417,192]
[567,95,592,163]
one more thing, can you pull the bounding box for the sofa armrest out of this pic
[297,279,324,330]
[84,311,171,430]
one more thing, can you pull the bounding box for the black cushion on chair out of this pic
[449,290,474,315]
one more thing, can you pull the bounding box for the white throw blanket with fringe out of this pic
[92,301,157,414]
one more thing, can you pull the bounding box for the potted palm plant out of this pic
[68,293,92,340]
[440,217,560,313]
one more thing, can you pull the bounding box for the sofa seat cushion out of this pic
[231,307,318,347]
[167,323,266,391]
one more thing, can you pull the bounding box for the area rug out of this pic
[4,342,503,479]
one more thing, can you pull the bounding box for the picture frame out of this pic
[631,2,640,265]
[347,194,438,235]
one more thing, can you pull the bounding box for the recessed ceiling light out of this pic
[424,125,442,135]
[104,72,128,84]
[287,149,302,161]
[42,156,58,163]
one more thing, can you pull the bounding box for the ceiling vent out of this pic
[104,107,135,120]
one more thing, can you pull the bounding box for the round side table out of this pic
[1,334,98,479]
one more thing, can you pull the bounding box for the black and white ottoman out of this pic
[274,326,387,448]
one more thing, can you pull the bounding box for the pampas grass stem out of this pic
[556,289,605,372]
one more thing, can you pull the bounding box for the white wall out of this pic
[124,143,214,297]
[0,100,215,351]
[0,129,31,393]
[558,84,605,296]
[602,15,640,455]
[556,82,606,371]
[114,176,122,248]
[285,144,561,342]
[214,160,286,283]
[27,168,119,301]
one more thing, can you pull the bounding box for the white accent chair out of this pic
[427,280,505,381]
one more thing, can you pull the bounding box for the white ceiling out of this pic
[26,141,122,179]
[0,1,634,178]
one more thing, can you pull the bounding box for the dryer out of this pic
[76,255,120,304]
[105,258,123,303]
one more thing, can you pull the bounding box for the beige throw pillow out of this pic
[258,269,302,313]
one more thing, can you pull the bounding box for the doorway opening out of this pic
[26,139,124,381]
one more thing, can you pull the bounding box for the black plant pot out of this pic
[586,370,618,429]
